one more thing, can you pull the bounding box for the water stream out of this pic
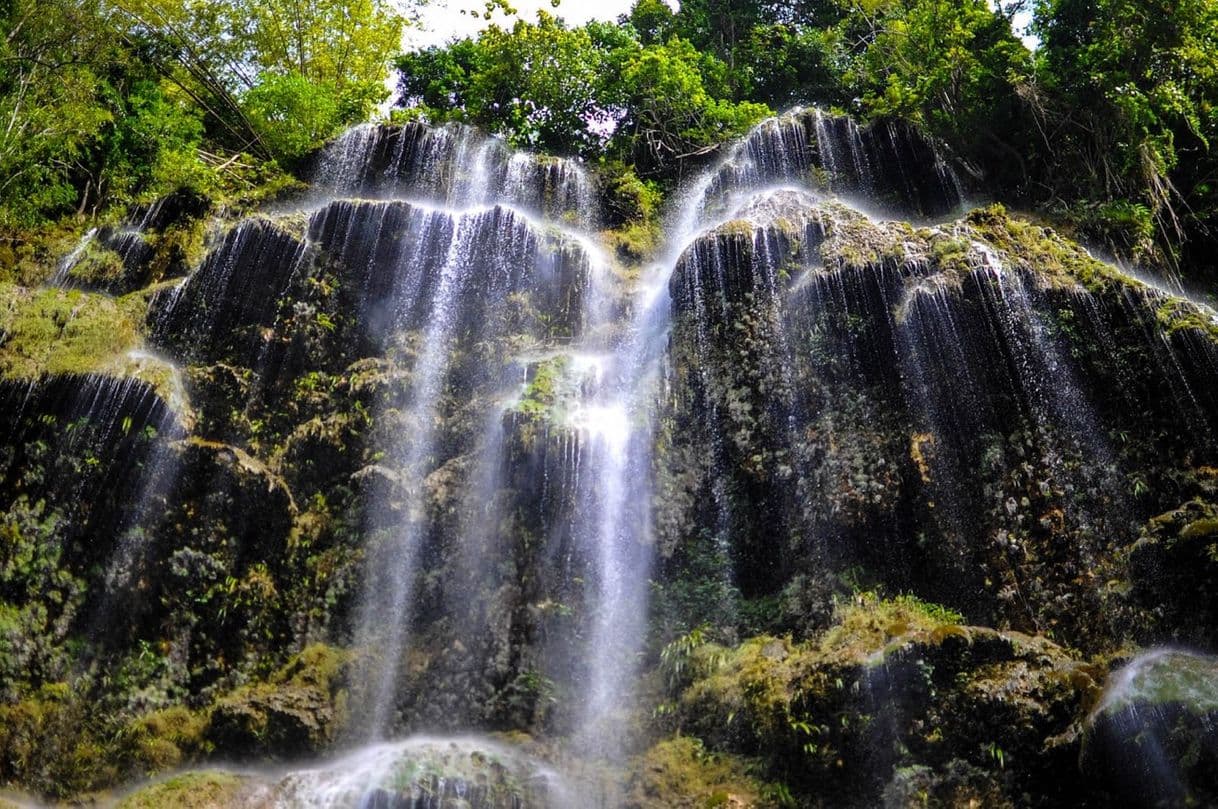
[18,107,1218,808]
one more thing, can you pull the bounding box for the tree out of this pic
[118,0,405,160]
[0,0,117,223]
[399,12,615,154]
[0,0,213,223]
[395,12,770,174]
[1032,0,1218,264]
[849,0,1032,176]
[613,37,771,174]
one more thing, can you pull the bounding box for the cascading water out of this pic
[49,228,98,286]
[560,233,672,754]
[10,104,1218,809]
[304,130,605,737]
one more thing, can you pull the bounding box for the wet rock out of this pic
[151,218,309,362]
[674,595,1100,807]
[1081,649,1218,807]
[257,736,570,808]
[206,645,351,759]
[1128,499,1218,647]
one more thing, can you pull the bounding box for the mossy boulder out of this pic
[122,706,212,776]
[1081,650,1218,807]
[670,594,1100,807]
[1127,499,1218,647]
[206,644,351,759]
[625,737,776,809]
[115,771,250,809]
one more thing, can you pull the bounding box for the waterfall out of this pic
[13,105,1218,809]
[302,126,604,736]
[562,238,671,754]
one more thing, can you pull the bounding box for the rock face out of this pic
[1,110,1217,806]
[657,198,1218,652]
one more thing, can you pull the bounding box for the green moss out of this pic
[0,219,85,286]
[115,771,247,809]
[597,158,664,266]
[513,354,570,420]
[929,235,970,272]
[603,219,662,264]
[0,284,141,378]
[627,737,776,808]
[676,594,970,765]
[0,282,192,415]
[266,210,312,241]
[205,643,351,757]
[962,204,1116,293]
[124,706,212,774]
[820,204,906,269]
[820,592,964,659]
[719,219,761,239]
[1181,518,1218,542]
[0,685,120,798]
[146,217,211,281]
[1155,297,1218,340]
[272,642,351,690]
[65,241,126,285]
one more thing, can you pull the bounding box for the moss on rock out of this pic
[115,771,249,809]
[626,737,776,809]
[206,644,352,759]
[0,284,142,378]
[669,594,1099,807]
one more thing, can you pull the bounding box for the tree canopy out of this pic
[2,0,1217,283]
[0,0,404,226]
[395,11,772,175]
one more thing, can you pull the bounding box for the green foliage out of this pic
[397,12,610,153]
[96,80,209,205]
[124,0,403,156]
[850,0,1031,148]
[514,355,569,418]
[660,624,720,693]
[241,72,346,160]
[613,37,772,174]
[1032,0,1218,267]
[0,0,125,223]
[738,23,848,109]
[600,163,664,261]
[0,0,401,225]
[395,13,771,174]
[230,0,403,157]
